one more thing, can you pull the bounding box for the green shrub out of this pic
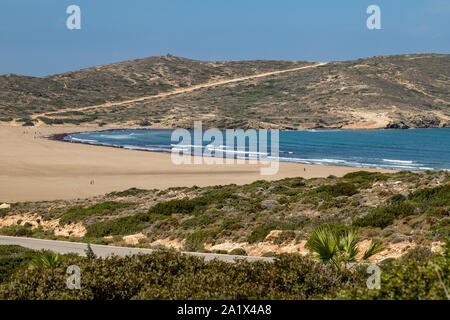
[1,244,447,300]
[107,188,147,197]
[277,197,290,205]
[184,230,217,252]
[148,198,207,216]
[200,189,237,205]
[180,214,215,228]
[335,243,449,300]
[139,120,151,126]
[0,250,361,300]
[0,245,37,283]
[354,202,415,228]
[408,184,450,203]
[0,225,33,237]
[219,218,243,232]
[229,248,247,256]
[247,224,275,243]
[274,230,296,244]
[60,201,135,225]
[408,185,450,214]
[343,171,388,183]
[400,246,433,263]
[388,194,406,203]
[311,182,358,198]
[0,209,10,219]
[85,212,168,237]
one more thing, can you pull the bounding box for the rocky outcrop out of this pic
[385,121,410,129]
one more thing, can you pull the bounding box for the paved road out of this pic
[0,235,274,263]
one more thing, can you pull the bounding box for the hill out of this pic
[0,54,449,129]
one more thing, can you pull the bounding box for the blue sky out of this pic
[1,0,449,76]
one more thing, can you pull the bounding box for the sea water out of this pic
[63,128,450,171]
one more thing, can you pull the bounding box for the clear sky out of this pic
[1,0,449,76]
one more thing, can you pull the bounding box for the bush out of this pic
[85,212,167,237]
[0,245,37,283]
[0,225,33,237]
[2,244,447,300]
[343,171,388,183]
[0,208,10,218]
[408,184,450,203]
[312,182,358,198]
[139,120,151,126]
[149,198,207,216]
[219,218,243,232]
[335,242,449,300]
[388,194,406,204]
[107,188,147,197]
[247,225,275,243]
[229,248,247,256]
[0,250,362,300]
[274,230,296,244]
[60,201,135,225]
[408,185,450,214]
[180,214,215,228]
[354,202,415,228]
[400,246,433,263]
[184,230,217,252]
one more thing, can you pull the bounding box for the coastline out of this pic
[0,125,397,203]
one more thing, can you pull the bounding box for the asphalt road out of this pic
[0,235,274,263]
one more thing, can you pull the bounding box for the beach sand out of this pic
[0,125,394,202]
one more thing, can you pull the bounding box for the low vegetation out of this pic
[0,170,448,257]
[59,201,135,225]
[305,224,384,270]
[0,242,447,300]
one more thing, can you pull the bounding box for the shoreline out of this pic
[0,125,397,203]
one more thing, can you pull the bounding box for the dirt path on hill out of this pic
[29,62,327,121]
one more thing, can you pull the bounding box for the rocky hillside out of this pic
[1,54,449,129]
[0,56,306,121]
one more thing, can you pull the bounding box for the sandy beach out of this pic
[0,125,395,203]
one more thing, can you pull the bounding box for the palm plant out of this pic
[305,224,384,270]
[362,239,385,261]
[304,224,338,263]
[30,251,61,270]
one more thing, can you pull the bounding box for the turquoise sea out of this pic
[63,128,450,171]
